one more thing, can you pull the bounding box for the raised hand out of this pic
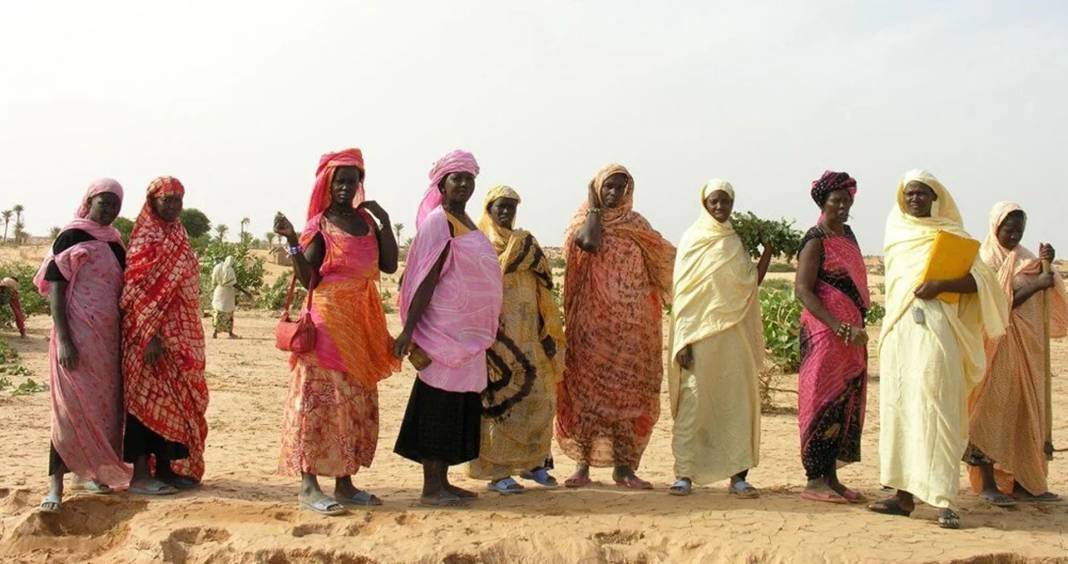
[1039,243,1056,263]
[273,212,297,242]
[357,200,390,223]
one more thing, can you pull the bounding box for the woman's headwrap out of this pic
[305,148,366,221]
[75,178,124,219]
[416,149,480,230]
[477,185,522,253]
[811,170,857,207]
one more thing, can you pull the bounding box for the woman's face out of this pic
[441,172,475,206]
[821,189,853,224]
[152,193,184,223]
[902,181,937,218]
[87,192,121,226]
[703,190,734,223]
[331,166,362,207]
[600,173,628,209]
[488,197,518,229]
[996,211,1027,251]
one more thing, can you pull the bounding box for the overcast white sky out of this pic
[2,1,1065,254]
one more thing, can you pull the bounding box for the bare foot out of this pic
[419,490,465,507]
[445,484,478,498]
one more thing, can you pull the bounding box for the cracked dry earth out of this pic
[2,306,1067,563]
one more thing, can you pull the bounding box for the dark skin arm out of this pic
[794,238,866,346]
[915,274,978,300]
[360,201,399,274]
[1011,244,1057,308]
[392,244,450,358]
[49,281,78,370]
[273,213,323,289]
[574,190,603,253]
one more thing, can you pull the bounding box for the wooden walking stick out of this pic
[1042,255,1054,460]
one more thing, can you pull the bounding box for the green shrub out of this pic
[762,278,793,293]
[260,273,304,311]
[731,211,804,261]
[0,262,50,327]
[760,287,802,373]
[113,217,135,245]
[767,262,796,273]
[10,378,48,396]
[866,302,886,325]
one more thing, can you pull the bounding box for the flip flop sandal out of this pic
[619,476,649,489]
[938,509,961,529]
[335,490,382,506]
[418,493,467,507]
[867,498,913,517]
[800,490,848,504]
[488,478,526,495]
[129,479,179,496]
[564,475,592,488]
[521,468,559,488]
[164,476,200,491]
[82,480,113,495]
[839,488,867,503]
[38,493,61,514]
[301,497,347,516]
[1017,491,1062,503]
[728,481,759,499]
[980,491,1017,507]
[669,479,692,496]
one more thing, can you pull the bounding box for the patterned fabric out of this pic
[469,188,564,479]
[1,280,26,336]
[878,170,1008,508]
[212,310,234,333]
[278,361,380,476]
[810,170,857,206]
[121,176,208,481]
[556,163,675,469]
[797,225,870,480]
[968,202,1068,495]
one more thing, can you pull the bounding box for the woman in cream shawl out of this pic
[869,170,1008,529]
[469,185,566,493]
[667,179,771,497]
[967,202,1066,503]
[210,256,238,339]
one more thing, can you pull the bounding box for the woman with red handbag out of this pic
[273,148,401,516]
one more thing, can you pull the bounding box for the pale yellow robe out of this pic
[669,180,763,483]
[878,170,1008,508]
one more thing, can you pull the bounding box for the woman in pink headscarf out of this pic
[33,178,132,513]
[393,149,503,507]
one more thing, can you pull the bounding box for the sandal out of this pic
[669,478,692,496]
[980,490,1017,507]
[301,496,347,516]
[1014,490,1061,503]
[38,493,61,514]
[163,476,200,491]
[128,479,179,496]
[487,477,525,495]
[520,468,558,488]
[335,490,382,506]
[800,489,848,504]
[564,473,592,489]
[867,497,913,517]
[938,508,961,529]
[74,478,113,495]
[728,480,759,499]
[839,488,867,503]
[418,492,467,507]
[615,475,653,490]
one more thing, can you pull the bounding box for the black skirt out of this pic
[123,413,190,464]
[394,377,481,465]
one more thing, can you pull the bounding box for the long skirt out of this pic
[395,377,481,466]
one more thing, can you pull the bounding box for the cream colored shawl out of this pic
[669,179,758,363]
[880,169,1008,389]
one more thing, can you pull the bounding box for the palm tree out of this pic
[265,232,276,247]
[215,224,229,242]
[12,204,24,226]
[240,217,250,237]
[13,221,25,245]
[1,210,11,242]
[394,223,404,242]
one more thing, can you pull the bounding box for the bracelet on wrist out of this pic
[287,243,303,256]
[587,207,602,215]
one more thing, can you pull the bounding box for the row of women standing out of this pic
[36,176,207,512]
[36,150,1066,532]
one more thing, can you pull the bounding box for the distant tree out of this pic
[1,210,11,242]
[12,204,24,226]
[113,217,135,244]
[215,224,229,242]
[240,217,250,237]
[13,221,25,245]
[239,231,253,246]
[180,208,211,239]
[265,232,276,247]
[394,222,404,241]
[49,226,61,240]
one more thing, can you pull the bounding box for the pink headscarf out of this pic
[415,150,480,230]
[305,148,366,221]
[33,178,125,293]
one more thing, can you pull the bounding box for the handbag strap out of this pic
[281,271,317,314]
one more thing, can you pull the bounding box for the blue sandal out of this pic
[487,477,526,495]
[521,468,559,488]
[669,478,692,496]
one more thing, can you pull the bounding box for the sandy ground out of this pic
[1,247,1067,563]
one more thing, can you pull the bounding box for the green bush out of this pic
[731,211,804,261]
[180,208,212,239]
[762,278,793,293]
[866,302,886,325]
[760,287,802,373]
[113,217,135,244]
[197,240,266,309]
[767,262,796,273]
[0,262,50,327]
[260,273,303,311]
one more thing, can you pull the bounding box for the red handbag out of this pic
[274,274,316,353]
